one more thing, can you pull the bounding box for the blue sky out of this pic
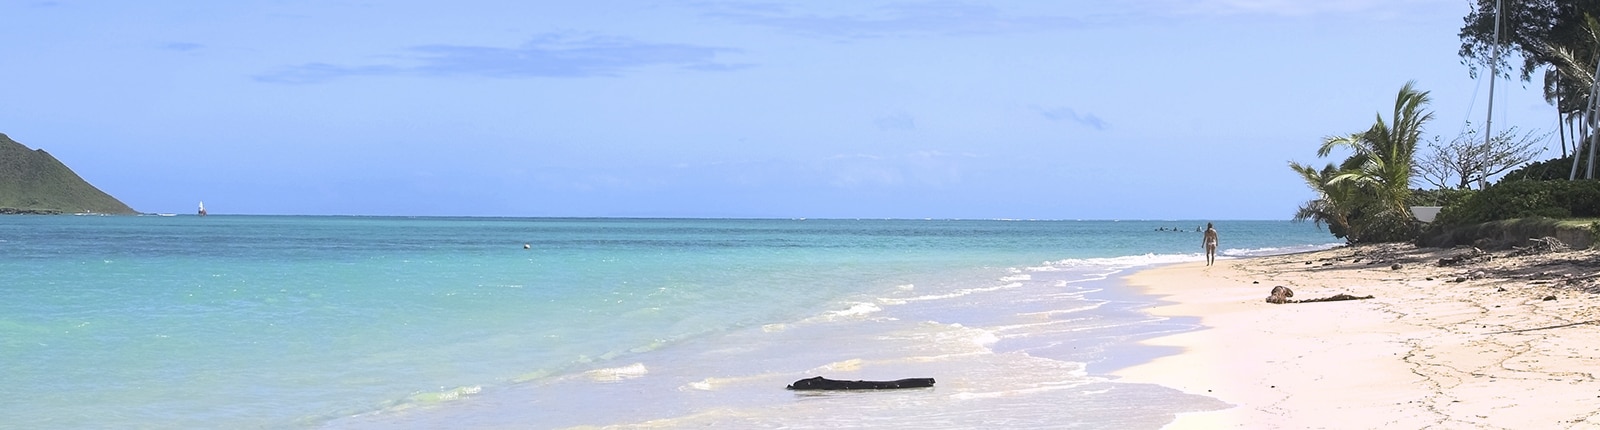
[1,1,1557,219]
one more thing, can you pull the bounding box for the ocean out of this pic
[0,216,1338,429]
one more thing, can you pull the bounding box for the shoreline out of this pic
[1114,244,1600,428]
[329,251,1236,429]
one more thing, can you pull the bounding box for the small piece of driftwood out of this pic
[1266,286,1294,304]
[1487,320,1598,335]
[786,376,935,390]
[1291,293,1375,303]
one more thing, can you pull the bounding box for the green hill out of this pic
[0,133,136,214]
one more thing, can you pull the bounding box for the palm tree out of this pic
[1315,81,1434,242]
[1533,14,1600,178]
[1289,162,1358,241]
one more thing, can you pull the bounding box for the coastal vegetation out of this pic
[1461,0,1600,160]
[1432,179,1600,225]
[1415,123,1547,189]
[1291,82,1433,243]
[1294,2,1600,247]
[0,132,136,214]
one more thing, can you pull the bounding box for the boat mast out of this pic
[1576,54,1600,180]
[1483,0,1502,185]
[1587,56,1600,178]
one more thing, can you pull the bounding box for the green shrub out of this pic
[1431,180,1600,228]
[1500,156,1576,182]
[1408,188,1475,207]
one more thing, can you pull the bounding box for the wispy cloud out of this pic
[537,151,982,192]
[161,42,204,52]
[874,112,916,131]
[1032,105,1108,131]
[256,33,744,84]
[1164,0,1442,18]
[704,1,1083,39]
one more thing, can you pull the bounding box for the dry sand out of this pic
[1115,243,1600,429]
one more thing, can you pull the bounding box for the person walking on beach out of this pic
[1202,222,1218,266]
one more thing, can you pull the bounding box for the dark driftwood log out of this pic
[786,376,936,390]
[1290,293,1375,303]
[1265,287,1374,304]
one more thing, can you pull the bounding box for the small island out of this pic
[0,132,137,215]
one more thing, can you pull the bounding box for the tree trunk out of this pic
[1556,76,1576,159]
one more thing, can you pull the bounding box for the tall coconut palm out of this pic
[1534,15,1600,110]
[1534,14,1600,178]
[1545,69,1570,158]
[1316,81,1434,242]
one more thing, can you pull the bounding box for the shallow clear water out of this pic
[0,216,1336,429]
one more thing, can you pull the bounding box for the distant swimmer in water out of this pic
[1202,222,1218,266]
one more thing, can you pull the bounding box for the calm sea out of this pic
[0,216,1337,429]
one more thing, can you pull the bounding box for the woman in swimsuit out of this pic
[1202,222,1218,266]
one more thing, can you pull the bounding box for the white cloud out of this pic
[256,32,742,84]
[1031,105,1109,131]
[1166,0,1451,18]
[704,1,1084,39]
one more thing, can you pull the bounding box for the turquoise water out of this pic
[0,216,1337,429]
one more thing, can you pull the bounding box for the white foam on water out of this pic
[875,282,1023,305]
[344,385,485,419]
[999,274,1032,282]
[1222,242,1343,257]
[793,302,887,325]
[950,379,1090,400]
[990,317,1098,335]
[680,373,780,391]
[1032,252,1201,272]
[582,362,648,382]
[1015,302,1105,318]
[810,358,864,373]
[828,302,882,318]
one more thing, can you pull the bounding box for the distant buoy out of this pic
[523,243,531,249]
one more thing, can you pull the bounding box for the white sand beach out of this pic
[1116,244,1600,429]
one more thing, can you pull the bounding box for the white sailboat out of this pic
[198,201,207,217]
